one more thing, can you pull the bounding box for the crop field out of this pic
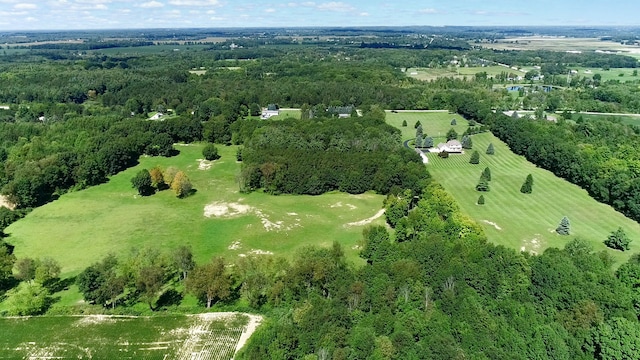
[385,111,469,144]
[425,131,640,264]
[0,312,258,359]
[406,66,520,81]
[479,36,640,54]
[6,143,384,276]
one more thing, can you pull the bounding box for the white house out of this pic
[261,104,280,119]
[433,140,462,153]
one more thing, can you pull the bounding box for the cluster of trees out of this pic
[0,116,202,209]
[131,167,192,198]
[239,116,429,195]
[2,256,62,316]
[238,181,640,359]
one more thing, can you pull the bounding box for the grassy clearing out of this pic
[5,144,383,276]
[572,67,640,82]
[0,313,254,359]
[479,36,640,53]
[385,111,469,144]
[425,131,640,264]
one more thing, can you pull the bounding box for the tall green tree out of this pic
[486,143,495,155]
[446,128,458,141]
[520,174,533,194]
[187,257,232,308]
[131,169,154,196]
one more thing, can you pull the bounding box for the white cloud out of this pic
[168,0,219,6]
[359,12,369,16]
[139,1,164,8]
[265,8,275,13]
[418,8,439,14]
[14,3,37,9]
[316,2,354,12]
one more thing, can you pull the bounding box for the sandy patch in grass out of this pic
[196,158,213,170]
[331,202,357,210]
[521,235,543,255]
[204,202,254,218]
[0,195,15,210]
[345,209,385,227]
[74,315,118,326]
[228,241,242,250]
[482,220,502,231]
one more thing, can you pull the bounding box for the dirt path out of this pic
[233,314,263,356]
[345,209,386,227]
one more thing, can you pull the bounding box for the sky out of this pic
[0,0,638,31]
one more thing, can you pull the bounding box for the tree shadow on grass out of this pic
[156,289,183,309]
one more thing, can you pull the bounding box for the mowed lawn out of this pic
[385,111,469,144]
[6,144,384,275]
[427,132,640,264]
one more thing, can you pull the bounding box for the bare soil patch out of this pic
[0,195,16,210]
[204,202,253,218]
[345,209,385,227]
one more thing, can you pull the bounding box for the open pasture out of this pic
[386,111,469,144]
[5,144,384,276]
[406,65,518,81]
[479,36,640,54]
[425,131,640,264]
[0,313,257,360]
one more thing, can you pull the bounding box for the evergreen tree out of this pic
[415,135,423,148]
[415,125,423,138]
[414,120,421,129]
[604,227,632,251]
[520,174,533,194]
[450,118,457,125]
[486,143,495,155]
[470,151,480,164]
[556,216,570,235]
[477,195,485,205]
[446,128,458,141]
[461,135,473,149]
[423,136,434,148]
[481,167,491,181]
[401,120,407,127]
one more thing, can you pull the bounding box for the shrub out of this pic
[401,120,407,127]
[450,119,457,125]
[438,151,449,159]
[476,179,490,192]
[477,195,485,205]
[202,143,220,161]
[604,227,632,251]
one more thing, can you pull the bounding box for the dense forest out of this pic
[238,114,428,195]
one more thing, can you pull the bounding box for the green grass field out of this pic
[575,113,640,126]
[385,111,469,144]
[425,132,640,264]
[386,112,640,264]
[406,66,522,81]
[0,313,253,359]
[5,144,384,276]
[572,67,640,82]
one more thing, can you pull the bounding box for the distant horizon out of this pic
[0,0,638,31]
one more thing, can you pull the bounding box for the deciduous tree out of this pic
[202,143,220,161]
[446,128,458,141]
[520,174,533,194]
[171,171,192,198]
[131,169,154,196]
[187,257,232,308]
[604,227,632,251]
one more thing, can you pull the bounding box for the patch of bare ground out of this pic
[521,235,543,255]
[345,209,385,227]
[482,220,502,231]
[0,195,16,210]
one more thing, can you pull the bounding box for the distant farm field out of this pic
[387,112,640,264]
[0,313,258,359]
[406,66,520,81]
[5,144,384,276]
